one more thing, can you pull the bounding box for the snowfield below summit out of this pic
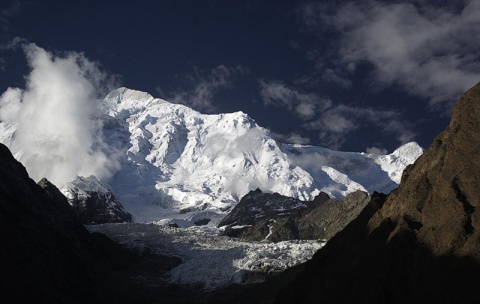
[88,223,324,289]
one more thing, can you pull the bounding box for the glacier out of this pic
[0,87,423,225]
[87,223,325,289]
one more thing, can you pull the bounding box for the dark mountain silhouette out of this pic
[0,143,188,303]
[0,143,136,303]
[274,82,480,303]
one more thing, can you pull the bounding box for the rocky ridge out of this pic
[0,143,121,303]
[61,176,133,224]
[219,189,379,242]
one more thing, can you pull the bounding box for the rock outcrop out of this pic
[219,189,376,242]
[61,176,133,224]
[275,82,480,303]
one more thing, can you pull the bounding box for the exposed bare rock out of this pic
[61,176,133,224]
[368,81,480,258]
[275,82,480,304]
[219,189,373,242]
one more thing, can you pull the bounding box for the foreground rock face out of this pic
[275,83,480,303]
[0,143,170,304]
[219,189,375,242]
[0,143,95,303]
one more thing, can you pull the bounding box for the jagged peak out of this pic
[62,175,110,194]
[392,141,423,156]
[105,87,255,119]
[105,87,154,103]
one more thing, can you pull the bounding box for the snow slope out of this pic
[0,87,423,225]
[100,88,422,224]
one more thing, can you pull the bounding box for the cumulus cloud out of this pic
[300,0,480,107]
[0,42,120,186]
[167,64,249,112]
[0,87,21,120]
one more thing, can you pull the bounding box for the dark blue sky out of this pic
[1,0,479,153]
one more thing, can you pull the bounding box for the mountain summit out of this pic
[100,88,422,224]
[0,87,423,224]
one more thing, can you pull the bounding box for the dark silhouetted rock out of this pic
[0,144,96,303]
[0,143,167,303]
[219,188,373,242]
[275,82,480,304]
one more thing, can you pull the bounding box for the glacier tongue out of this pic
[87,223,324,289]
[0,87,424,225]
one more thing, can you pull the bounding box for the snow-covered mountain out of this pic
[99,88,422,224]
[0,87,423,225]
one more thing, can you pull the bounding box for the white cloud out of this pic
[286,133,311,145]
[260,76,415,149]
[301,0,480,107]
[288,152,329,173]
[259,80,331,120]
[366,146,388,155]
[303,104,415,149]
[271,131,311,145]
[0,87,21,120]
[0,42,120,186]
[167,64,249,112]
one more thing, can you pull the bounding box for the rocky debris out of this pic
[274,82,480,304]
[61,175,133,224]
[219,189,373,242]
